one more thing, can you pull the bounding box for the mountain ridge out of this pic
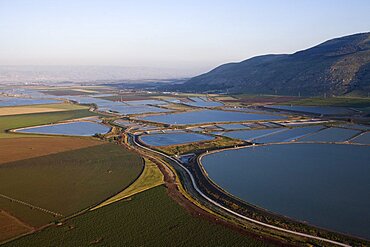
[173,32,370,96]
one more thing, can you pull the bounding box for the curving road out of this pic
[130,134,351,247]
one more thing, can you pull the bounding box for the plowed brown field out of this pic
[0,210,33,242]
[0,137,103,165]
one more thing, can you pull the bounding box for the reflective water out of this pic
[201,143,370,239]
[267,105,354,115]
[254,125,324,143]
[140,132,214,146]
[0,88,50,98]
[64,96,170,115]
[184,97,224,108]
[351,132,370,145]
[218,128,285,141]
[298,127,360,142]
[140,110,286,125]
[217,124,250,130]
[223,107,266,113]
[337,124,370,131]
[0,96,60,107]
[17,121,110,136]
[123,100,168,106]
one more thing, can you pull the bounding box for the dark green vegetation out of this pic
[177,32,370,96]
[228,94,299,104]
[0,109,97,138]
[284,96,370,108]
[0,144,143,227]
[156,136,244,156]
[3,186,272,247]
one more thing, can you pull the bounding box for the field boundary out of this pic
[92,157,164,210]
[0,194,63,217]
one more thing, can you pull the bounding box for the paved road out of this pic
[129,134,352,247]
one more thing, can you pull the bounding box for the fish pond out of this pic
[254,125,324,143]
[351,132,370,145]
[63,96,169,115]
[103,104,169,115]
[337,123,370,131]
[201,143,370,239]
[123,99,168,106]
[223,107,266,113]
[0,96,61,107]
[16,121,110,136]
[139,110,285,125]
[298,127,360,143]
[267,105,354,115]
[216,128,285,141]
[140,132,214,146]
[217,123,250,130]
[184,97,224,108]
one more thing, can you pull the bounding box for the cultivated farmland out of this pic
[3,186,272,247]
[0,211,32,242]
[0,103,88,116]
[283,96,370,108]
[0,143,143,227]
[0,137,103,165]
[94,158,164,209]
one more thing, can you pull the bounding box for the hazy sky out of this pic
[0,0,369,74]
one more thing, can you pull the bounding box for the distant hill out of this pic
[173,32,370,96]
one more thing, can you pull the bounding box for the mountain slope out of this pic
[176,32,370,96]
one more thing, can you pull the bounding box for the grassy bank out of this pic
[156,136,245,156]
[93,158,164,209]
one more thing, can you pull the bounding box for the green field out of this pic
[156,136,244,156]
[283,96,370,108]
[22,103,90,110]
[3,186,272,247]
[0,109,98,138]
[0,143,143,227]
[94,158,164,209]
